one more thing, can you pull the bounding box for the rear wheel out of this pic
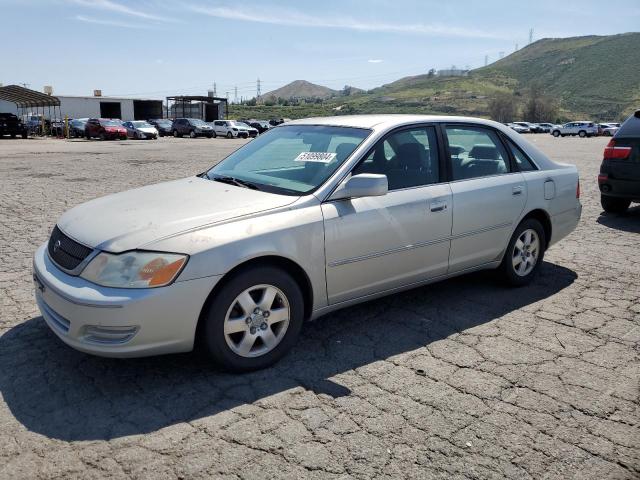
[578,130,586,138]
[201,266,304,371]
[500,219,545,286]
[99,132,106,141]
[173,130,179,138]
[601,195,630,213]
[189,130,197,138]
[552,130,560,137]
[212,131,217,138]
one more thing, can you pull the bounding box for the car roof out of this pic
[285,114,507,132]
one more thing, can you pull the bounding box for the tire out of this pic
[552,130,560,137]
[601,195,630,213]
[227,132,233,139]
[201,266,304,372]
[21,131,28,139]
[578,130,586,137]
[499,218,546,287]
[173,130,179,138]
[10,133,15,138]
[99,132,106,141]
[212,131,217,138]
[207,133,213,138]
[189,130,197,138]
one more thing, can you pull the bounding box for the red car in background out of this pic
[85,118,127,140]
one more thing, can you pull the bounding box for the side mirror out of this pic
[329,174,388,201]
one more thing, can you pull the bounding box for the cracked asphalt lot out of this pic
[0,135,638,479]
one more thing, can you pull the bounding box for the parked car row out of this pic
[64,117,268,141]
[506,120,622,138]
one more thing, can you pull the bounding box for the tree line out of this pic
[488,83,559,123]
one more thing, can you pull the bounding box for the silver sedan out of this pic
[33,115,581,370]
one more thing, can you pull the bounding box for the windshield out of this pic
[132,121,152,128]
[207,125,370,195]
[100,120,122,126]
[154,120,172,126]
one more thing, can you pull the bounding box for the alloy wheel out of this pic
[223,284,290,358]
[512,228,540,276]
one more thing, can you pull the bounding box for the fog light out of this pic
[83,325,139,345]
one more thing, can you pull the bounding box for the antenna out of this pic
[515,43,519,51]
[213,82,217,96]
[256,78,261,98]
[19,82,30,88]
[484,55,488,66]
[529,28,534,44]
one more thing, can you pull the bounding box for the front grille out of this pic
[48,225,93,271]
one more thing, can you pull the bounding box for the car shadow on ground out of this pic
[0,262,576,442]
[596,205,640,233]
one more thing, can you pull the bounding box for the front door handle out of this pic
[512,186,524,196]
[430,200,448,212]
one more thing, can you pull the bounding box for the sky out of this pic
[1,0,639,100]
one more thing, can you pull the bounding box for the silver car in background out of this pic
[123,120,159,140]
[33,115,581,371]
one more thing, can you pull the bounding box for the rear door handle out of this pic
[430,200,448,212]
[512,186,524,196]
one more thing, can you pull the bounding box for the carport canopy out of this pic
[0,85,60,108]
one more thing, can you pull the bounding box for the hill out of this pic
[231,32,640,121]
[262,80,338,100]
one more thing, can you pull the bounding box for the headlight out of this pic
[232,128,238,131]
[80,251,188,288]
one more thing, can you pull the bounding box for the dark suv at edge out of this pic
[0,113,28,138]
[598,110,640,212]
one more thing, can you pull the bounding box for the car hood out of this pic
[138,127,157,133]
[57,177,298,253]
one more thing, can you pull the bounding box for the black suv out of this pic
[598,110,640,212]
[171,118,214,138]
[0,113,28,138]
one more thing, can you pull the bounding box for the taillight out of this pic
[576,179,580,198]
[603,139,631,160]
[597,174,608,184]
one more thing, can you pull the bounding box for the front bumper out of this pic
[33,243,220,357]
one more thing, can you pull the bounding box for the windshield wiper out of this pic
[210,175,261,190]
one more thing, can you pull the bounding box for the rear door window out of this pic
[445,126,510,180]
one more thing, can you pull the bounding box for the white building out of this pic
[0,90,162,120]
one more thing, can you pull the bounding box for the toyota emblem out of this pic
[53,239,62,252]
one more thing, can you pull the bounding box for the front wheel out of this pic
[552,130,560,137]
[201,266,304,371]
[601,195,630,213]
[173,130,179,138]
[578,130,586,138]
[189,130,197,138]
[226,131,233,139]
[499,219,545,286]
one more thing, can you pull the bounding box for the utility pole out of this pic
[484,55,488,66]
[213,82,217,96]
[256,78,261,99]
[234,86,238,104]
[515,43,519,52]
[529,28,534,44]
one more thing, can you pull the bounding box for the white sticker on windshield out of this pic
[294,152,337,163]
